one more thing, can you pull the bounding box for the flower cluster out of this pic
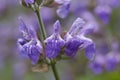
[16,0,120,77]
[17,17,95,64]
[1,0,120,79]
[89,42,120,74]
[70,0,120,24]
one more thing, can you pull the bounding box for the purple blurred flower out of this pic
[94,5,112,24]
[44,20,65,58]
[76,11,100,32]
[109,0,120,8]
[97,0,120,8]
[102,53,117,71]
[0,0,6,14]
[25,0,34,4]
[57,3,70,18]
[89,41,120,74]
[89,62,103,74]
[89,54,105,74]
[105,54,116,71]
[70,0,90,14]
[17,18,43,65]
[64,18,95,60]
[55,0,71,18]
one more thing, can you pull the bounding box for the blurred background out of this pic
[0,0,120,80]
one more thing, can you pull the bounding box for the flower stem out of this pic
[35,10,47,40]
[35,7,60,80]
[51,60,60,80]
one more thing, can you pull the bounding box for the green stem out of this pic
[35,10,47,40]
[35,7,60,80]
[51,60,60,80]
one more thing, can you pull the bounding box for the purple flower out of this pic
[89,62,103,74]
[105,58,116,71]
[97,0,120,8]
[17,38,28,57]
[17,18,42,64]
[105,53,117,71]
[57,3,70,18]
[70,0,89,15]
[109,0,120,8]
[88,54,105,74]
[25,0,34,4]
[22,39,42,64]
[94,5,112,24]
[78,35,95,60]
[19,17,38,39]
[89,41,120,74]
[65,37,83,57]
[64,18,85,56]
[55,0,71,18]
[44,20,65,58]
[64,18,95,60]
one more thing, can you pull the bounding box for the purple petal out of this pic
[78,35,95,60]
[28,45,40,65]
[18,17,31,40]
[28,27,37,39]
[79,23,95,35]
[18,17,28,34]
[45,20,65,58]
[46,40,64,58]
[89,62,103,74]
[53,20,61,33]
[65,37,83,57]
[45,35,65,58]
[17,38,28,57]
[17,38,27,46]
[109,0,120,8]
[57,3,70,18]
[105,54,117,71]
[25,0,34,4]
[18,39,42,64]
[85,43,95,60]
[105,58,116,71]
[68,18,85,35]
[94,5,112,24]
